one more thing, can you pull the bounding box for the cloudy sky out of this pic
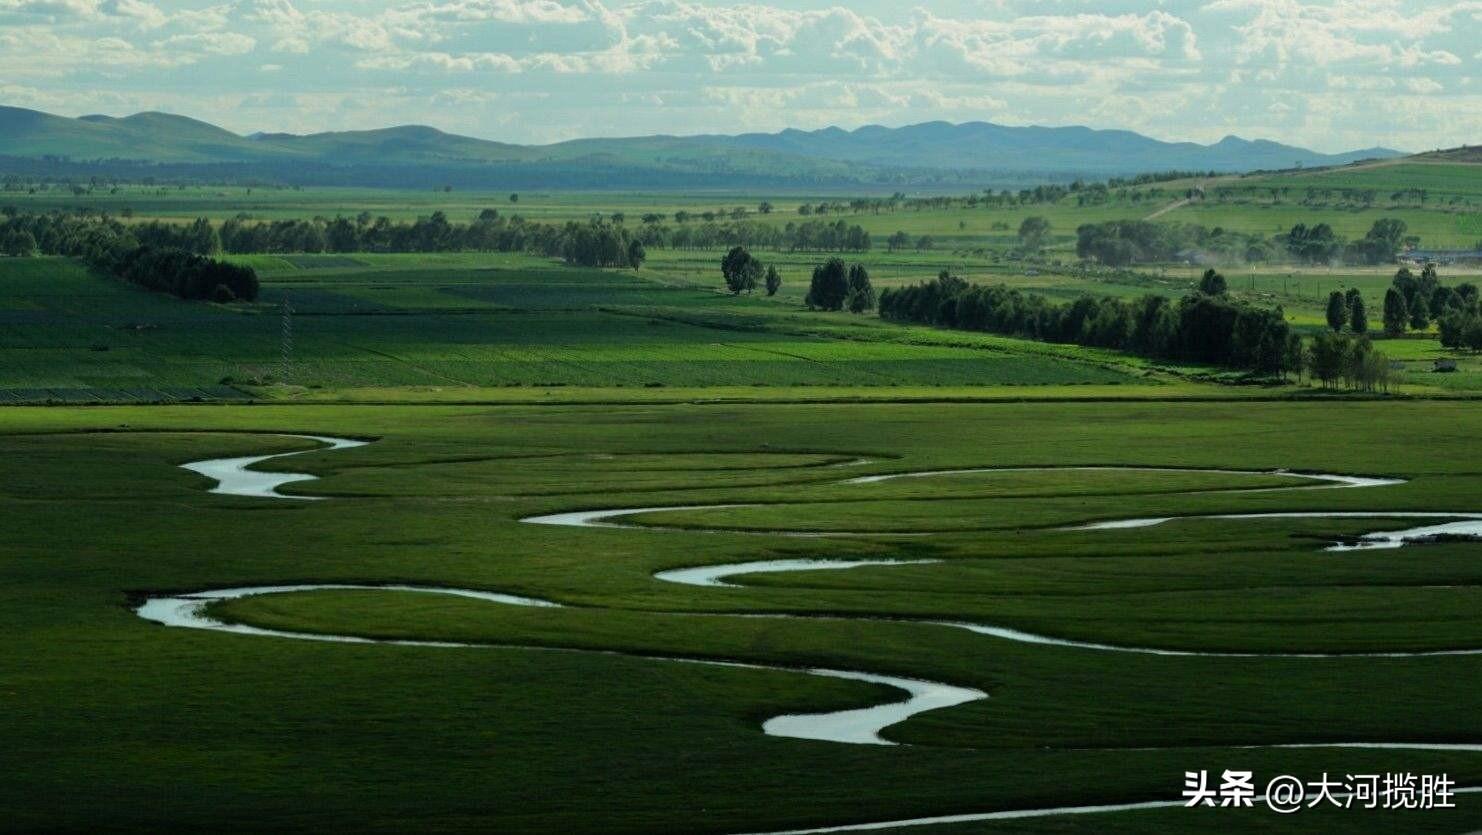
[1,0,1477,151]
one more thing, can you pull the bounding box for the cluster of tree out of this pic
[1381,263,1479,336]
[1288,219,1417,266]
[1307,332,1392,392]
[0,209,257,300]
[885,231,935,252]
[1285,223,1342,264]
[0,209,138,262]
[1075,220,1274,265]
[111,246,260,302]
[720,246,780,296]
[805,258,875,313]
[558,220,646,268]
[878,270,1301,375]
[1075,220,1217,266]
[1324,288,1370,334]
[1438,309,1482,350]
[2,228,38,256]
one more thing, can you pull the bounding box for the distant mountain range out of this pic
[0,105,1404,190]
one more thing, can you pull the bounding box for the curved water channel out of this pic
[135,435,1482,827]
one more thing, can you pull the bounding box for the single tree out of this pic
[721,246,761,294]
[758,201,773,215]
[764,265,781,297]
[1408,291,1430,331]
[915,235,934,252]
[1325,291,1348,332]
[1347,288,1368,334]
[1198,268,1227,296]
[1018,216,1051,251]
[509,193,519,203]
[627,239,645,271]
[1382,287,1409,336]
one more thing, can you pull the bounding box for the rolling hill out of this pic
[0,104,1404,190]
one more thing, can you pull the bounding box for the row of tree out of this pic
[0,210,259,301]
[1308,332,1393,392]
[0,209,877,270]
[878,270,1301,375]
[111,246,260,302]
[1075,218,1418,267]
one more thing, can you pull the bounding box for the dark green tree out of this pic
[806,258,849,311]
[1382,287,1409,336]
[1018,216,1051,251]
[1347,288,1368,334]
[2,230,37,257]
[1197,268,1227,296]
[1309,331,1349,388]
[627,239,645,271]
[721,246,760,294]
[845,264,876,313]
[1408,290,1430,330]
[1325,291,1348,332]
[764,265,781,297]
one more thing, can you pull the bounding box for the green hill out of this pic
[0,104,1408,189]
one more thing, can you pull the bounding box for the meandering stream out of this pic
[135,435,1482,828]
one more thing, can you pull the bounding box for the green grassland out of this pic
[3,400,1481,832]
[6,158,1482,833]
[0,254,1173,402]
[8,245,1480,403]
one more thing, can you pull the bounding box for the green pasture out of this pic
[2,400,1480,831]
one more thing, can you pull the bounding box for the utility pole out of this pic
[279,295,293,384]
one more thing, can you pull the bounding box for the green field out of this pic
[6,159,1482,832]
[5,401,1482,832]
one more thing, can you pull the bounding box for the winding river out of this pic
[135,435,1482,828]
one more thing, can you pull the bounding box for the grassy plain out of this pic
[3,401,1482,832]
[4,160,1482,831]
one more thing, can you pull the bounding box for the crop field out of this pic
[4,400,1481,832]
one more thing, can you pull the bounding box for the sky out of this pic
[0,0,1477,152]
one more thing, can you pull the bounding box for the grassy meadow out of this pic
[4,157,1482,831]
[4,401,1482,832]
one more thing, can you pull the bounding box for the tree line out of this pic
[2,208,874,265]
[878,269,1302,376]
[1075,217,1420,268]
[0,210,258,301]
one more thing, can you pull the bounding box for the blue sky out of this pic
[0,0,1476,151]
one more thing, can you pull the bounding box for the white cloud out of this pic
[156,31,256,56]
[0,0,1473,150]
